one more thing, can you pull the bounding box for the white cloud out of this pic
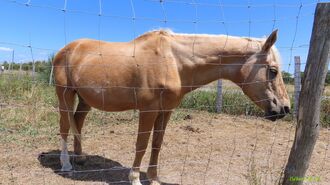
[0,47,13,52]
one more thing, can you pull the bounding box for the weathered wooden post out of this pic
[9,49,14,71]
[293,56,301,117]
[282,3,330,185]
[19,62,22,72]
[32,60,35,78]
[216,79,223,113]
[49,65,54,85]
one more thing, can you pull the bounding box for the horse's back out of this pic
[53,36,182,111]
[53,39,133,84]
[53,39,136,110]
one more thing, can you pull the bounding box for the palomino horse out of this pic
[53,29,290,185]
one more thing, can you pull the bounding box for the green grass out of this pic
[321,98,330,126]
[180,89,263,116]
[0,73,58,144]
[180,88,330,127]
[1,73,329,129]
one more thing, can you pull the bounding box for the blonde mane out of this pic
[270,46,282,66]
[137,29,281,66]
[138,29,266,42]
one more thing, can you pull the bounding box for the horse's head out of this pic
[239,30,290,121]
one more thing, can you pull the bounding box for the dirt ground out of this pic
[1,110,329,185]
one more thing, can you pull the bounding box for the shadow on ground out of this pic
[38,150,178,185]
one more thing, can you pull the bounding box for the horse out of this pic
[53,29,290,185]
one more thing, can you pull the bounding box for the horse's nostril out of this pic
[284,106,290,114]
[272,98,277,105]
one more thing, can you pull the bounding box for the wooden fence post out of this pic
[49,65,54,85]
[9,49,14,71]
[32,60,35,78]
[216,79,222,113]
[282,3,330,185]
[293,56,301,118]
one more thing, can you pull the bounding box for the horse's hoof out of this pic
[61,162,73,172]
[129,169,142,185]
[150,180,161,185]
[73,154,87,165]
[131,181,143,185]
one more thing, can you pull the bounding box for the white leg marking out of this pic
[60,139,72,171]
[147,169,160,185]
[150,180,161,185]
[129,169,142,185]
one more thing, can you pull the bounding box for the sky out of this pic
[0,0,328,73]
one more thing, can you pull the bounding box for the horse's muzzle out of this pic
[265,106,290,121]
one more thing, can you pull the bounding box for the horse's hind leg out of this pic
[56,86,77,171]
[59,116,72,172]
[73,96,91,164]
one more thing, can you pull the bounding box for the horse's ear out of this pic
[262,29,278,52]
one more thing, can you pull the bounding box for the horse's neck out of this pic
[171,34,261,93]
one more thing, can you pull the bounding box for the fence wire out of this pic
[0,0,329,185]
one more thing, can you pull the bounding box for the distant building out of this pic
[0,65,4,72]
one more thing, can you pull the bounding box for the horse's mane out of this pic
[136,28,265,42]
[136,29,281,66]
[270,45,282,66]
[135,29,174,40]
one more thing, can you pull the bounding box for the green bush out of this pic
[222,90,263,116]
[180,89,330,127]
[0,74,34,101]
[0,73,56,106]
[321,98,330,126]
[180,90,263,117]
[37,61,53,84]
[1,54,54,85]
[180,90,217,112]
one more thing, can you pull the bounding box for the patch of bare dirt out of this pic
[1,111,329,185]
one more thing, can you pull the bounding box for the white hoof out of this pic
[60,152,72,171]
[60,139,72,172]
[131,180,143,185]
[61,161,72,172]
[150,180,161,185]
[129,169,142,185]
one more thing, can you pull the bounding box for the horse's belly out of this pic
[77,88,137,111]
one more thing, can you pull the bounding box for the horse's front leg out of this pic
[129,111,159,185]
[147,111,172,185]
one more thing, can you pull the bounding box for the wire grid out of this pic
[0,0,329,184]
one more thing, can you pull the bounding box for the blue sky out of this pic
[0,0,328,73]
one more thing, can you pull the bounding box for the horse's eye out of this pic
[269,67,278,75]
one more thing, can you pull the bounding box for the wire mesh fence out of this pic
[0,0,329,185]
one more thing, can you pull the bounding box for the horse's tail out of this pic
[63,94,80,141]
[69,93,80,141]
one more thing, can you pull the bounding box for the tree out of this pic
[2,61,9,69]
[282,71,294,84]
